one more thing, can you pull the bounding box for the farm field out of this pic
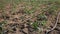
[0,0,60,34]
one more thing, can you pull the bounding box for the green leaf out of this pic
[32,21,38,30]
[41,20,47,26]
[37,14,47,21]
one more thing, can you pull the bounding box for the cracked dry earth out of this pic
[0,1,60,34]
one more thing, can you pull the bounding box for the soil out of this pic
[0,1,60,34]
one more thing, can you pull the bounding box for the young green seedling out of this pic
[32,21,38,30]
[41,20,47,26]
[37,14,47,21]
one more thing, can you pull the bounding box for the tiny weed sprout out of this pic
[37,14,47,21]
[41,20,47,26]
[31,14,47,30]
[25,9,34,14]
[32,21,38,30]
[36,14,47,28]
[24,7,35,14]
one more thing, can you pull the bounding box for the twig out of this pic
[46,12,60,34]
